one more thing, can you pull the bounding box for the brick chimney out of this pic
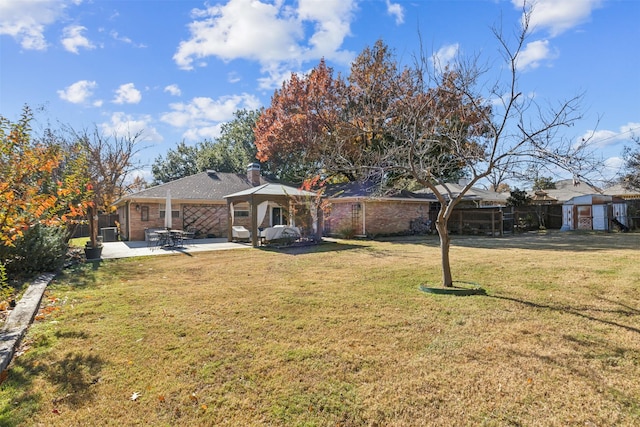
[247,162,261,186]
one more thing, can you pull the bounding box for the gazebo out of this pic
[224,183,321,247]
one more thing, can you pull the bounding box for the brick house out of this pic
[115,165,512,241]
[322,181,437,237]
[114,165,269,241]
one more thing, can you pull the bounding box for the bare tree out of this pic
[407,13,601,286]
[74,126,143,248]
[329,10,599,287]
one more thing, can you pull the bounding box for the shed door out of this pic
[562,205,573,230]
[592,204,607,230]
[577,205,592,230]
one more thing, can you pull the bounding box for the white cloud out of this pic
[515,39,556,71]
[113,83,142,104]
[512,0,603,37]
[57,80,99,105]
[164,84,182,97]
[604,156,625,170]
[160,93,261,140]
[100,112,163,143]
[227,72,241,84]
[297,0,356,61]
[385,0,404,25]
[579,122,640,148]
[109,30,146,48]
[0,0,78,50]
[61,25,95,54]
[173,0,356,89]
[183,124,225,141]
[431,43,459,70]
[256,65,298,91]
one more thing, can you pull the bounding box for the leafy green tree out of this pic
[152,141,199,184]
[532,175,556,190]
[197,109,261,173]
[153,109,261,183]
[506,188,532,207]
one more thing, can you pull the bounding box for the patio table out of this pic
[156,229,185,247]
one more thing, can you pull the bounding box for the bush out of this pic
[0,262,10,303]
[337,227,356,239]
[0,224,68,278]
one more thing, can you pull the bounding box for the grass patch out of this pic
[68,237,89,248]
[2,232,640,425]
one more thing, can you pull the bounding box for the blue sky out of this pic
[1,0,638,186]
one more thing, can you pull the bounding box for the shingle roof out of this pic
[602,183,640,199]
[415,183,508,203]
[224,183,317,198]
[527,179,601,203]
[115,170,268,204]
[323,180,436,200]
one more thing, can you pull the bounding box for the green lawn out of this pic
[2,232,640,426]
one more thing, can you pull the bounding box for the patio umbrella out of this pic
[164,190,172,229]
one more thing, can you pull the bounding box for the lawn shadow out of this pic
[45,352,104,406]
[1,336,105,425]
[490,294,640,335]
[258,240,367,256]
[57,262,101,289]
[165,247,194,257]
[379,231,640,252]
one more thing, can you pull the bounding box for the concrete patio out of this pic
[100,238,249,259]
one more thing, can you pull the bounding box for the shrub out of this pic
[337,227,356,239]
[0,262,10,303]
[0,224,68,278]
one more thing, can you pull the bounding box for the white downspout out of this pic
[362,200,366,236]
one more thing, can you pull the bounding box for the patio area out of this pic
[99,238,249,259]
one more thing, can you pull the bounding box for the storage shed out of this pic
[561,194,628,231]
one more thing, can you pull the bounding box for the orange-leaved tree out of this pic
[0,106,91,247]
[254,59,345,182]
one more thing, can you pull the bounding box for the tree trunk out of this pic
[88,205,99,247]
[435,220,453,287]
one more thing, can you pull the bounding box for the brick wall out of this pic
[325,200,430,236]
[128,203,167,241]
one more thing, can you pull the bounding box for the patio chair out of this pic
[232,226,251,242]
[182,227,197,246]
[145,229,161,249]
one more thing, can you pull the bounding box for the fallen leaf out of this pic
[52,408,60,415]
[158,395,165,402]
[0,370,8,385]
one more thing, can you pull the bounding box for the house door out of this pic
[272,207,284,226]
[577,205,592,230]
